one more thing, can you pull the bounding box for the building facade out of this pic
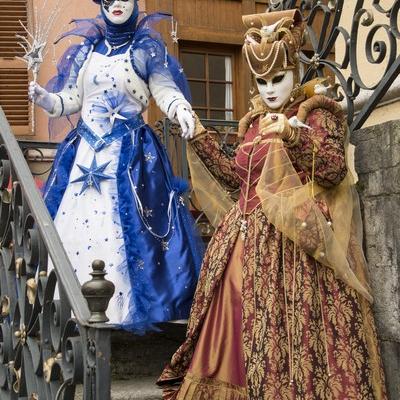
[1,0,399,141]
[0,0,272,141]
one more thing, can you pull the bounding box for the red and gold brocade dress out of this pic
[158,95,387,400]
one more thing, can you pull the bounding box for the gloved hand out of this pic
[28,82,56,113]
[176,104,195,140]
[260,113,292,139]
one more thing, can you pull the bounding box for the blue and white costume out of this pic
[43,4,203,332]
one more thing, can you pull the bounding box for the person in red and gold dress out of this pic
[158,9,388,400]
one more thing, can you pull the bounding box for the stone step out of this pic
[75,377,162,400]
[111,378,162,400]
[111,323,186,380]
[77,324,185,399]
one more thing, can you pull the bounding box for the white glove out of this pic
[288,116,312,130]
[28,81,56,113]
[176,104,195,140]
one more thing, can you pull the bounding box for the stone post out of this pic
[353,119,400,399]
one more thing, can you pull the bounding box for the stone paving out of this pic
[75,378,161,400]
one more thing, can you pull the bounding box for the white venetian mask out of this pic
[102,0,135,24]
[256,70,294,110]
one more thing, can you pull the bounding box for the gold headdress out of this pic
[242,9,304,79]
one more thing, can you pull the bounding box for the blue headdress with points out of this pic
[46,3,190,139]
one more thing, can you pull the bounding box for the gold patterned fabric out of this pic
[256,96,372,302]
[157,97,388,399]
[175,239,247,399]
[187,118,236,227]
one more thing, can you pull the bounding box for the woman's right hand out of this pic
[28,82,56,113]
[260,113,291,139]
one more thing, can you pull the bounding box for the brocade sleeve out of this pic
[286,107,347,188]
[190,133,240,191]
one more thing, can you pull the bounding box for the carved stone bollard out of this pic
[81,260,115,323]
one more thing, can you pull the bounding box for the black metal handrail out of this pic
[0,107,112,399]
[272,0,400,132]
[0,110,91,324]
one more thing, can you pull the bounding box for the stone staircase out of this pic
[109,323,187,400]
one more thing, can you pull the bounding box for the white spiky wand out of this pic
[16,0,61,134]
[170,17,179,44]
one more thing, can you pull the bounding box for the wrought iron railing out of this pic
[270,0,400,131]
[155,118,240,239]
[0,108,112,400]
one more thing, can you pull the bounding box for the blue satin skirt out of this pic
[44,117,203,333]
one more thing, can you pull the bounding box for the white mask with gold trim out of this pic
[256,70,294,110]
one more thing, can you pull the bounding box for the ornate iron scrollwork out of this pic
[160,118,240,240]
[272,0,400,131]
[0,110,112,399]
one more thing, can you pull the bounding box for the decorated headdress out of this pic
[242,9,304,79]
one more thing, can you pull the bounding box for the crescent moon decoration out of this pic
[93,75,99,85]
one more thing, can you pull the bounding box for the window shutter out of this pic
[0,0,30,135]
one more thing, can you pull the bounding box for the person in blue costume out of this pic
[28,0,203,333]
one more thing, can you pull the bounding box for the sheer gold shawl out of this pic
[187,106,371,302]
[255,128,372,302]
[187,118,236,228]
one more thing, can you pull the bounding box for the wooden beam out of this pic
[179,26,243,46]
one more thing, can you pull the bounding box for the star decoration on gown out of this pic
[71,155,113,195]
[95,102,128,128]
[143,207,153,217]
[144,152,155,162]
[91,91,136,130]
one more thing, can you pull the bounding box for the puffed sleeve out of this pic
[286,96,348,188]
[47,81,83,118]
[130,37,191,121]
[46,45,91,118]
[188,119,239,191]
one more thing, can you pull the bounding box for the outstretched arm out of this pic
[29,46,90,117]
[149,71,194,139]
[131,39,194,139]
[188,118,240,191]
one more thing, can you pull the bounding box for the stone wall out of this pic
[353,119,400,400]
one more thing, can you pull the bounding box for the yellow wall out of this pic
[364,101,400,128]
[335,0,400,128]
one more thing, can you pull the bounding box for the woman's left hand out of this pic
[176,104,195,140]
[260,113,291,139]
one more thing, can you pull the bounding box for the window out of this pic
[0,0,30,135]
[180,47,235,120]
